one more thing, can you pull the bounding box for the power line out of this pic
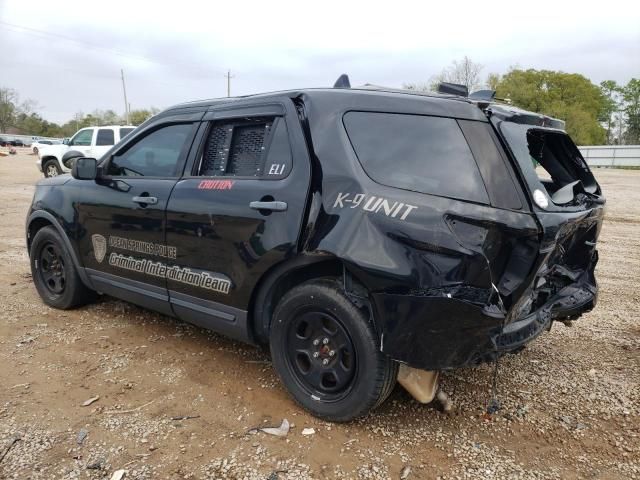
[0,20,159,65]
[0,20,225,74]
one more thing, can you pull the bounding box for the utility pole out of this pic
[225,69,234,97]
[121,69,129,124]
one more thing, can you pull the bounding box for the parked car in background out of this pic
[37,125,136,177]
[0,137,9,147]
[32,139,54,155]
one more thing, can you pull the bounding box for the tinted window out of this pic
[107,124,192,177]
[70,129,93,146]
[458,120,522,210]
[120,127,135,139]
[343,112,489,203]
[198,117,291,178]
[96,128,115,146]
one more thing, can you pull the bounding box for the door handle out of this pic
[249,201,287,212]
[132,195,158,205]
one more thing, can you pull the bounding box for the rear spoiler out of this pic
[489,104,566,130]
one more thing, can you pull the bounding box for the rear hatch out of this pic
[490,106,605,323]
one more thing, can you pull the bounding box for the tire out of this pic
[269,278,397,421]
[43,159,62,178]
[30,226,95,309]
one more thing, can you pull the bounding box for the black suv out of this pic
[26,81,604,421]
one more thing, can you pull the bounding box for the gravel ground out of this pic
[0,152,638,479]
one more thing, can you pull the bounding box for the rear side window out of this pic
[343,112,489,203]
[197,117,292,178]
[96,129,115,146]
[458,120,522,210]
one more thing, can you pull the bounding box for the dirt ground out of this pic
[0,151,638,480]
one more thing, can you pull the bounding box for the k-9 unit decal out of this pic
[333,193,418,220]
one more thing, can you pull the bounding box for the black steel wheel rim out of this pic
[285,309,357,400]
[38,241,66,294]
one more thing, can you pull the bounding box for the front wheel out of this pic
[30,226,95,309]
[43,159,62,177]
[269,279,397,421]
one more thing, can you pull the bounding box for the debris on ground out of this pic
[81,395,100,407]
[301,428,315,436]
[170,415,200,421]
[400,465,412,479]
[249,419,290,437]
[110,469,127,480]
[0,435,21,464]
[76,428,89,445]
[86,458,105,470]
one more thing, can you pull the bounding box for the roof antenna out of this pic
[333,74,351,88]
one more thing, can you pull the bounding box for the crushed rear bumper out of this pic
[373,272,597,371]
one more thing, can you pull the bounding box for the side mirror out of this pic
[63,138,70,145]
[62,150,86,168]
[71,157,98,180]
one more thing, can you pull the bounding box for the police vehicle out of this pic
[26,77,604,421]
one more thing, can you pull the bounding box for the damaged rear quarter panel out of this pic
[298,92,544,369]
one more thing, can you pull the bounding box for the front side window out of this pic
[343,112,489,204]
[107,123,192,177]
[96,129,115,146]
[197,117,292,178]
[70,129,93,146]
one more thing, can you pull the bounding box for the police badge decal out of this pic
[91,234,107,263]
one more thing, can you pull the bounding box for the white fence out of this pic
[579,145,640,168]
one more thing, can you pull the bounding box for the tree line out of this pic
[405,57,639,146]
[2,59,639,145]
[0,88,158,138]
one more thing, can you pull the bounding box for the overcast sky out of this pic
[1,0,639,124]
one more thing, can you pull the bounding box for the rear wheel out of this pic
[30,226,95,309]
[269,279,397,421]
[43,159,61,177]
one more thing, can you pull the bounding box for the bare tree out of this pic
[430,56,484,93]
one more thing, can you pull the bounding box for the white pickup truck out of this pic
[37,125,136,177]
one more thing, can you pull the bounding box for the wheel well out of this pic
[250,258,344,343]
[27,217,53,252]
[41,156,60,166]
